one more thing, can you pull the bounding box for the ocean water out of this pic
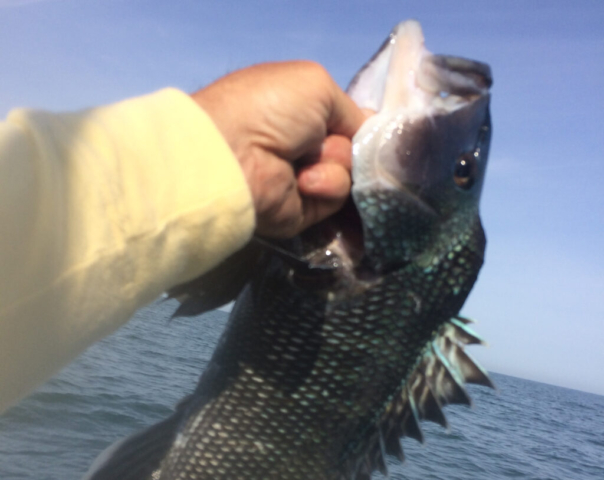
[0,300,602,480]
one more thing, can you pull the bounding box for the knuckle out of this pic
[295,61,331,85]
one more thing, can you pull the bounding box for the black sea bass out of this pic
[86,20,494,480]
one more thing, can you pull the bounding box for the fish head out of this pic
[348,21,492,271]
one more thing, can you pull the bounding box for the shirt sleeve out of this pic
[0,88,255,413]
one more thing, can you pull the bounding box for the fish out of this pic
[85,19,494,480]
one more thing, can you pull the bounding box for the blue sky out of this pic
[1,0,603,395]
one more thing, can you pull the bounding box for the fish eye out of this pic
[454,152,477,190]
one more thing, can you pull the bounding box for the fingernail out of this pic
[301,169,323,188]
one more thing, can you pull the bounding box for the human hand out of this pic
[191,61,365,238]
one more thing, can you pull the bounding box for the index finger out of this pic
[326,82,366,139]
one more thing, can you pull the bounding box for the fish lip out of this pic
[407,54,492,118]
[418,55,492,98]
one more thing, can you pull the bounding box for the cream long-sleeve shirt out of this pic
[0,88,255,413]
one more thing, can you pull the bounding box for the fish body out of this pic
[86,20,493,480]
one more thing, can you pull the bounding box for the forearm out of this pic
[0,88,254,412]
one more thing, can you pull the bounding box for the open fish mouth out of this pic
[348,21,491,116]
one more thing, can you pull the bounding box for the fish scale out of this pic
[84,20,494,480]
[159,224,484,479]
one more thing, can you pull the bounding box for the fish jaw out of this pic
[348,21,492,270]
[347,20,429,114]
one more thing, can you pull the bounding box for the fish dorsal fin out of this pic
[82,410,185,480]
[341,316,494,479]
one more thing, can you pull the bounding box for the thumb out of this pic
[298,162,351,231]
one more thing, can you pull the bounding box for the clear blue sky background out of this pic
[1,0,602,395]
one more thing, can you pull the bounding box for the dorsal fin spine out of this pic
[339,316,494,480]
[450,318,487,345]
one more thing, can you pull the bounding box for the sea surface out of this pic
[0,300,602,480]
